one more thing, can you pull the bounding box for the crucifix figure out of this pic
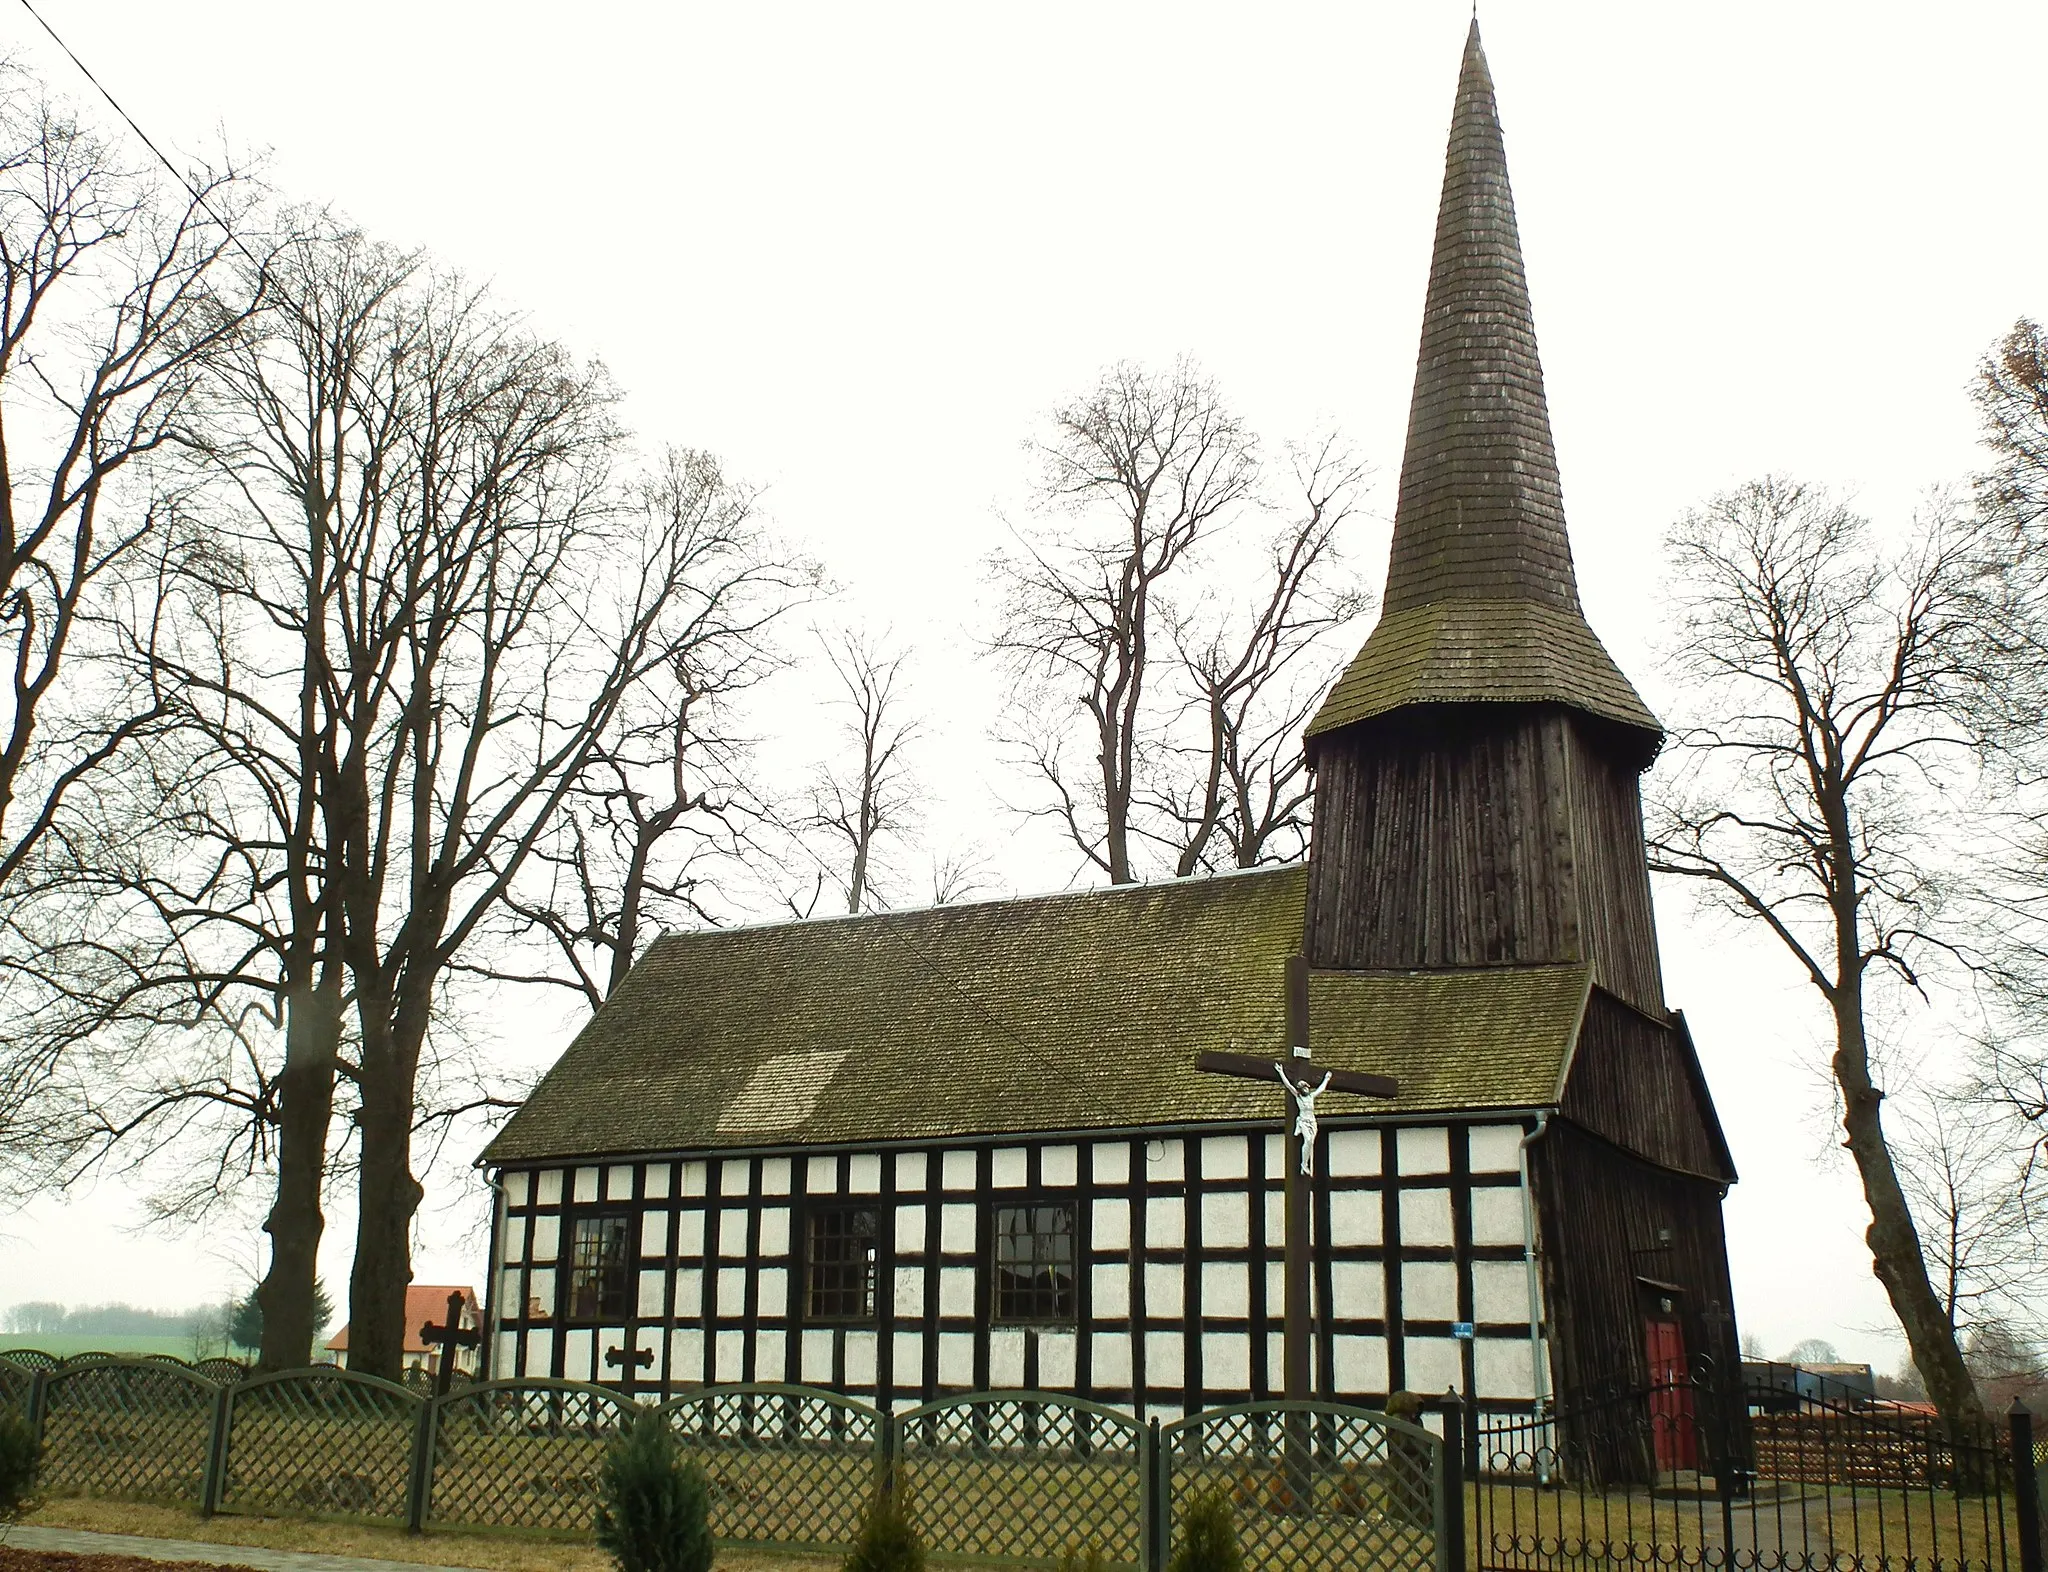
[1196,955,1397,1408]
[418,1289,480,1398]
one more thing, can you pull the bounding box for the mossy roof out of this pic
[484,866,1594,1164]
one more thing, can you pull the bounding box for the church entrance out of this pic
[1641,1284,1696,1471]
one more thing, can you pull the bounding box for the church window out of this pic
[991,1203,1076,1322]
[566,1214,632,1320]
[805,1205,879,1320]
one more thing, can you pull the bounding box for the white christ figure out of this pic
[1277,1063,1335,1176]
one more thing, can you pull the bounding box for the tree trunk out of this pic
[255,975,341,1371]
[345,1027,425,1382]
[1831,985,1987,1427]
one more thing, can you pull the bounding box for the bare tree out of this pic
[1896,1094,2046,1338]
[803,630,920,914]
[988,359,1259,884]
[1647,476,1990,1427]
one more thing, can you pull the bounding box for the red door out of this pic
[1644,1317,1698,1470]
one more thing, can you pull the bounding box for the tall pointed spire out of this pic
[1307,21,1660,753]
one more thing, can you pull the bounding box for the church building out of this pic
[479,23,1742,1421]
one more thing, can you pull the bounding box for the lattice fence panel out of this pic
[3,1349,59,1372]
[897,1393,1147,1568]
[195,1359,249,1384]
[1164,1402,1440,1572]
[659,1385,881,1552]
[220,1370,420,1522]
[37,1360,217,1505]
[426,1381,630,1532]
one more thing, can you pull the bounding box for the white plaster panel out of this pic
[893,1268,925,1318]
[1332,1334,1389,1396]
[714,1330,745,1381]
[1264,1135,1284,1176]
[895,1205,927,1256]
[992,1148,1028,1188]
[1200,1191,1250,1249]
[1038,1330,1076,1387]
[522,1327,553,1377]
[892,1331,923,1382]
[940,1204,976,1255]
[596,1327,628,1379]
[1471,1188,1526,1248]
[807,1156,838,1194]
[680,1161,707,1197]
[844,1331,877,1384]
[644,1162,672,1199]
[758,1208,790,1258]
[536,1169,563,1206]
[1041,1145,1078,1186]
[1144,1138,1185,1180]
[716,1268,747,1316]
[1474,1338,1537,1400]
[990,1328,1025,1386]
[1092,1142,1131,1185]
[606,1164,634,1200]
[759,1157,791,1196]
[939,1267,976,1317]
[640,1212,669,1260]
[499,1270,520,1317]
[755,1329,785,1381]
[1404,1336,1463,1395]
[1328,1189,1382,1247]
[637,1270,665,1319]
[850,1154,882,1193]
[1473,1261,1532,1325]
[1267,1332,1285,1389]
[1265,1262,1283,1313]
[1201,1262,1250,1319]
[1202,1136,1248,1181]
[1145,1331,1184,1387]
[529,1215,560,1264]
[895,1152,928,1191]
[1330,1261,1387,1319]
[1399,1188,1455,1247]
[758,1267,788,1314]
[1204,1332,1251,1390]
[719,1158,751,1197]
[503,1216,528,1264]
[494,1331,516,1378]
[668,1327,703,1383]
[1146,1196,1185,1249]
[1468,1125,1525,1174]
[635,1323,663,1370]
[505,1171,531,1207]
[573,1167,599,1203]
[563,1327,594,1381]
[937,1332,974,1386]
[1264,1189,1285,1243]
[527,1268,555,1318]
[1092,1332,1133,1387]
[676,1211,706,1258]
[1144,1262,1183,1319]
[1397,1126,1451,1175]
[673,1269,702,1318]
[942,1150,977,1190]
[1328,1130,1382,1177]
[1092,1263,1130,1319]
[1092,1198,1130,1252]
[801,1329,834,1382]
[718,1209,750,1256]
[1402,1261,1459,1321]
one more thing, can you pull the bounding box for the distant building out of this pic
[326,1285,480,1380]
[1743,1360,1876,1410]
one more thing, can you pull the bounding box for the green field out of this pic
[0,1333,217,1360]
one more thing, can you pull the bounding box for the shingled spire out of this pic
[1308,21,1660,752]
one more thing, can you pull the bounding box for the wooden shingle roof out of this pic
[1308,22,1659,749]
[484,866,1592,1164]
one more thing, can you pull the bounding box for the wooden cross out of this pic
[418,1290,480,1398]
[1197,955,1396,1406]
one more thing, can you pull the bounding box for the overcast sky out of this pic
[3,1,2044,1372]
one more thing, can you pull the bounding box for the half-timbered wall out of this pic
[1304,707,1664,1014]
[487,1119,1545,1416]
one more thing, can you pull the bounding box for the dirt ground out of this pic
[0,1552,262,1572]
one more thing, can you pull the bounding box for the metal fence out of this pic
[0,1355,1452,1571]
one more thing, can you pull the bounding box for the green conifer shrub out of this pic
[0,1405,38,1522]
[1055,1545,1107,1572]
[842,1470,925,1572]
[1167,1489,1243,1572]
[594,1410,713,1572]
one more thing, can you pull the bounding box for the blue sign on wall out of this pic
[1451,1321,1476,1340]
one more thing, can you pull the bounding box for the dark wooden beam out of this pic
[1196,1050,1398,1100]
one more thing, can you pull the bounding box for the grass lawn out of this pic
[0,1336,212,1362]
[22,1499,839,1572]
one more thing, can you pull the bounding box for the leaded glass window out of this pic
[566,1214,632,1321]
[992,1203,1075,1322]
[806,1206,879,1321]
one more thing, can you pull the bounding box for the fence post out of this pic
[1438,1389,1467,1572]
[24,1369,47,1457]
[198,1383,233,1518]
[2015,1399,2043,1572]
[405,1394,439,1536]
[876,1404,897,1499]
[1143,1417,1164,1572]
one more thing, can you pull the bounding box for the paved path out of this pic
[0,1524,491,1572]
